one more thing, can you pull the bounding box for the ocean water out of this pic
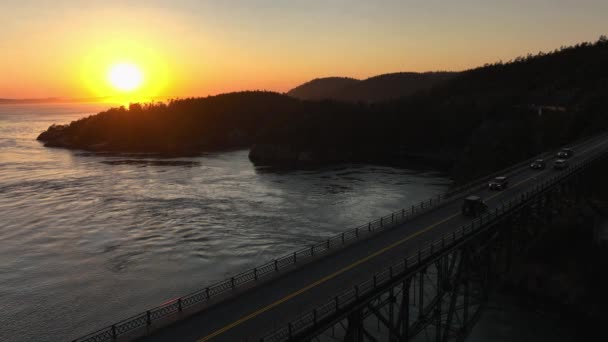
[0,103,450,342]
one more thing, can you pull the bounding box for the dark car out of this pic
[530,159,546,170]
[554,159,569,170]
[462,196,488,217]
[488,176,508,190]
[556,148,574,159]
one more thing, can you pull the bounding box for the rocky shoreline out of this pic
[248,144,458,168]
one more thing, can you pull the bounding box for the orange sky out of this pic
[1,1,607,99]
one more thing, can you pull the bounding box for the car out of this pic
[530,159,546,170]
[488,176,508,190]
[462,195,488,217]
[554,159,569,170]
[556,148,574,159]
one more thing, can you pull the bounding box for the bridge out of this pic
[73,132,608,342]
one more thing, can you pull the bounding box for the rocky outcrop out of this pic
[248,143,458,168]
[248,144,357,165]
[36,124,71,147]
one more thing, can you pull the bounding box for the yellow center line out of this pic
[198,212,459,341]
[198,140,608,341]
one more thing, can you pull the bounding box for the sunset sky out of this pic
[1,0,607,99]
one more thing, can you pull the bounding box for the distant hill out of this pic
[0,96,171,105]
[287,77,359,101]
[0,97,62,104]
[287,72,458,102]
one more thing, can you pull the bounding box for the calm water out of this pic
[0,103,450,342]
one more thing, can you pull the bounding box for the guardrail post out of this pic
[389,266,393,278]
[373,275,377,288]
[313,308,318,325]
[310,245,314,256]
[392,213,394,224]
[274,259,278,271]
[111,325,117,339]
[293,251,297,263]
[402,208,405,218]
[335,296,339,310]
[254,268,258,280]
[421,202,424,209]
[341,233,345,244]
[368,222,372,232]
[146,310,151,325]
[288,322,293,339]
[231,277,235,289]
[178,298,183,312]
[206,287,210,299]
[355,227,359,238]
[327,239,330,248]
[380,217,383,227]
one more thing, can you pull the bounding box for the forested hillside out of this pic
[287,77,359,101]
[257,37,608,180]
[38,37,608,182]
[287,72,456,102]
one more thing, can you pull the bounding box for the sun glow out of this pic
[80,39,171,102]
[108,63,143,92]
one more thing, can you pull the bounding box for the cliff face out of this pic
[248,144,458,168]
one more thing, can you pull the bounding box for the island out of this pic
[38,38,608,183]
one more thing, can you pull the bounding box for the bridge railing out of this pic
[72,133,607,342]
[260,150,605,342]
[73,190,449,341]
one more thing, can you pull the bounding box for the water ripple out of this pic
[0,104,451,342]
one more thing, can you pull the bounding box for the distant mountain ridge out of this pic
[288,72,458,102]
[0,97,63,104]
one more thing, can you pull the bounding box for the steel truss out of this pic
[261,151,608,342]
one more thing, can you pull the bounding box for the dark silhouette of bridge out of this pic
[73,132,608,342]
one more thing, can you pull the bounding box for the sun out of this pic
[108,63,144,92]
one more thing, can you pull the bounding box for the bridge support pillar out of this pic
[344,309,364,342]
[398,279,411,342]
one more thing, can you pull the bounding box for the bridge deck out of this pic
[141,136,608,342]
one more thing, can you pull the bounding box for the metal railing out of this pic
[72,132,608,342]
[74,190,451,341]
[260,147,607,342]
